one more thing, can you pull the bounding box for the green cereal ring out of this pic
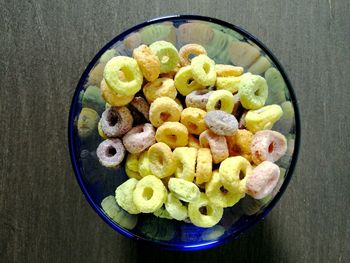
[245,104,283,133]
[77,108,100,139]
[191,54,217,87]
[238,73,268,110]
[165,193,188,221]
[126,153,140,172]
[281,101,294,120]
[206,90,235,113]
[248,56,271,75]
[173,147,197,181]
[103,56,143,96]
[138,151,152,177]
[174,66,204,96]
[125,166,142,180]
[82,85,105,114]
[265,68,286,105]
[133,175,167,213]
[216,76,241,93]
[205,170,244,208]
[168,178,200,202]
[115,178,140,214]
[101,195,137,230]
[188,193,223,228]
[100,49,116,64]
[149,41,179,73]
[148,142,177,178]
[154,205,173,220]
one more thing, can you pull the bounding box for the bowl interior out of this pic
[69,15,300,250]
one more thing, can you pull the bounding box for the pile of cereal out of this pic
[81,41,287,228]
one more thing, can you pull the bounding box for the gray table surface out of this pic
[1,0,349,262]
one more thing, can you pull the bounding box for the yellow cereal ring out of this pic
[206,90,235,113]
[238,73,268,110]
[195,148,213,184]
[174,65,203,96]
[115,178,140,214]
[100,79,134,107]
[226,129,253,161]
[215,64,244,77]
[98,120,108,140]
[143,78,177,103]
[149,41,179,73]
[148,142,177,178]
[191,54,217,87]
[205,170,244,208]
[165,193,188,221]
[188,192,223,228]
[155,122,188,149]
[125,166,142,180]
[138,151,152,177]
[154,206,173,220]
[126,153,140,172]
[199,130,229,164]
[168,178,200,202]
[103,56,143,96]
[149,97,182,127]
[174,97,184,111]
[188,134,200,149]
[180,107,207,135]
[179,44,207,66]
[173,147,197,181]
[132,44,160,82]
[219,156,252,194]
[216,76,241,93]
[245,104,283,133]
[133,175,167,213]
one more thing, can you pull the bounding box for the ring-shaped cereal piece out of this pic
[122,123,155,154]
[133,175,167,213]
[180,107,207,135]
[96,138,125,168]
[204,110,238,136]
[216,76,241,93]
[199,130,229,164]
[188,134,200,149]
[219,156,252,194]
[195,148,212,184]
[185,89,213,110]
[149,97,182,128]
[149,41,179,73]
[143,78,177,103]
[191,54,217,87]
[206,90,235,113]
[168,178,200,202]
[165,193,188,221]
[172,147,197,181]
[174,66,204,96]
[238,73,268,110]
[126,153,141,172]
[245,104,283,133]
[115,178,140,214]
[125,166,142,180]
[103,56,143,96]
[154,206,173,220]
[138,151,152,177]
[179,44,207,66]
[148,142,177,178]
[251,130,287,165]
[100,79,134,107]
[130,96,150,121]
[188,192,223,228]
[246,161,280,199]
[215,64,244,77]
[226,129,253,161]
[205,170,244,208]
[132,44,160,82]
[155,122,189,149]
[101,106,133,137]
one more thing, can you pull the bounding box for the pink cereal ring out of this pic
[246,161,280,199]
[199,130,229,164]
[251,130,287,165]
[122,123,156,154]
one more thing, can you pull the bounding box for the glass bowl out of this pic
[68,15,300,251]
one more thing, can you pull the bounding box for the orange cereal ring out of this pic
[226,129,253,161]
[195,148,212,184]
[149,97,182,127]
[143,78,177,103]
[132,44,160,82]
[179,44,207,66]
[100,79,134,107]
[215,64,244,77]
[199,130,228,164]
[148,142,177,178]
[180,107,207,135]
[155,122,188,149]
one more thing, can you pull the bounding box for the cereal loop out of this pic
[245,104,283,133]
[132,44,160,82]
[101,106,133,137]
[96,138,125,168]
[226,129,253,161]
[215,64,244,77]
[126,153,141,172]
[238,73,268,110]
[174,66,203,96]
[188,134,200,149]
[185,89,213,110]
[148,142,177,178]
[195,148,212,184]
[130,96,150,121]
[168,178,200,202]
[199,130,229,164]
[173,147,197,181]
[149,97,182,127]
[100,79,134,107]
[180,107,207,135]
[191,54,217,87]
[155,122,188,149]
[122,123,156,154]
[115,178,140,214]
[165,193,188,221]
[204,110,238,136]
[125,166,142,180]
[179,44,207,66]
[138,151,152,177]
[149,41,179,73]
[143,78,177,103]
[206,90,235,113]
[216,76,241,93]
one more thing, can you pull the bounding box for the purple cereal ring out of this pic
[185,89,214,110]
[101,106,133,137]
[204,110,238,136]
[96,138,125,168]
[130,96,150,121]
[246,161,280,199]
[251,130,287,165]
[122,123,156,154]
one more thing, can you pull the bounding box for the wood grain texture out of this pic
[0,0,349,262]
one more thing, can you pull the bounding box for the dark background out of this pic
[1,0,349,262]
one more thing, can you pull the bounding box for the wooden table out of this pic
[1,0,349,262]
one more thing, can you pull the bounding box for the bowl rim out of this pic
[68,14,301,251]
